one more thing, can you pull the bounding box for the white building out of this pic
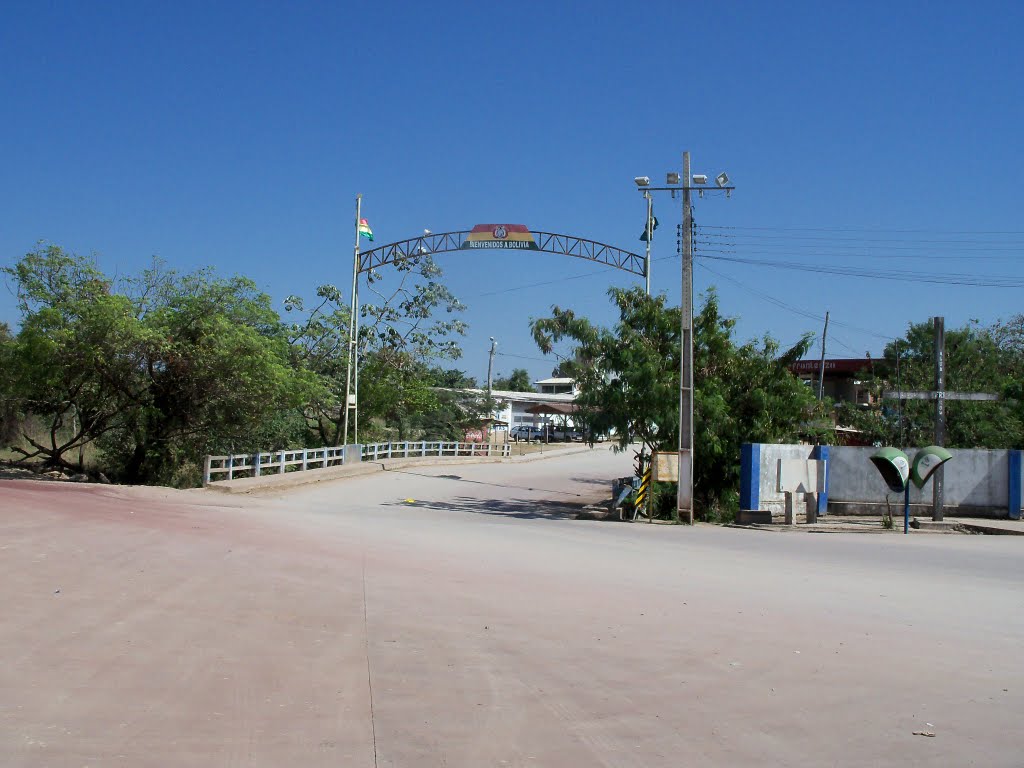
[534,377,576,396]
[453,378,579,433]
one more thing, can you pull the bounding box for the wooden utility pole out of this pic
[677,152,694,525]
[933,316,945,521]
[817,311,830,401]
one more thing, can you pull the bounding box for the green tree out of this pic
[2,246,148,471]
[0,321,22,449]
[692,291,824,510]
[428,367,477,389]
[837,318,1024,449]
[286,252,468,444]
[531,287,681,453]
[2,246,320,484]
[492,368,533,392]
[532,286,824,516]
[103,262,321,484]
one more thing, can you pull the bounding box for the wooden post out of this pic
[933,316,945,521]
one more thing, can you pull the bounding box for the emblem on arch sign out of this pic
[461,224,540,250]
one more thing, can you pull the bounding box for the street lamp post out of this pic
[487,337,497,397]
[635,152,734,524]
[643,190,653,296]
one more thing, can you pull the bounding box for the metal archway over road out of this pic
[357,224,646,277]
[343,218,646,445]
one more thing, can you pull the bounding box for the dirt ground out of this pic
[2,449,1022,767]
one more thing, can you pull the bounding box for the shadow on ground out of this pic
[387,495,606,521]
[383,468,589,498]
[567,476,613,488]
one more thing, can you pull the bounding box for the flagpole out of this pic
[353,276,360,445]
[342,193,361,446]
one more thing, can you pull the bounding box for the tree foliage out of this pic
[285,251,468,444]
[492,368,533,392]
[532,286,826,514]
[2,246,319,483]
[532,287,681,453]
[836,318,1024,449]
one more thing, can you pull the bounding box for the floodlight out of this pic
[634,176,650,187]
[666,172,680,184]
[424,228,432,235]
[692,174,708,185]
[715,172,730,188]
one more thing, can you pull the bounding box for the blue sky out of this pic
[2,1,1023,384]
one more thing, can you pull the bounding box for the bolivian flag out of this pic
[358,218,374,241]
[460,224,539,250]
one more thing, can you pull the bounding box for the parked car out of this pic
[510,426,544,442]
[540,425,580,442]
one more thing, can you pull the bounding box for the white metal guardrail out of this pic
[203,441,511,485]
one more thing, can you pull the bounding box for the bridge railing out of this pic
[360,441,510,463]
[203,441,511,485]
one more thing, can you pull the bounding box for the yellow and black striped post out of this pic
[634,453,652,521]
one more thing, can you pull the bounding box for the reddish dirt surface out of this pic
[3,450,1023,767]
[1,480,375,766]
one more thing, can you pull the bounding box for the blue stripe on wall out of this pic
[813,444,830,517]
[740,443,761,511]
[1009,450,1022,521]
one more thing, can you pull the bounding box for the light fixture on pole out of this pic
[634,153,735,524]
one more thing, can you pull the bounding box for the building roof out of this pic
[533,377,574,386]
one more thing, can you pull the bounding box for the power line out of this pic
[695,260,895,342]
[700,224,1024,236]
[698,232,1024,249]
[697,253,1024,288]
[473,266,616,297]
[695,239,1024,258]
[469,248,682,299]
[496,351,557,364]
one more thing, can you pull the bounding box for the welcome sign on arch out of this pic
[460,224,541,251]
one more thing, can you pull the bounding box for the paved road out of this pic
[2,446,1022,767]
